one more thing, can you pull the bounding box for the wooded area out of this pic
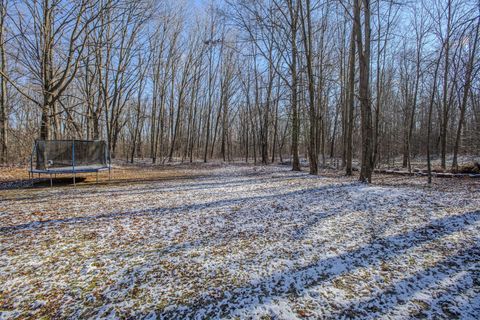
[0,0,478,182]
[1,1,480,317]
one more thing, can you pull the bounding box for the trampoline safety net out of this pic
[34,140,108,170]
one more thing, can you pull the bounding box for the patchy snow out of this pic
[0,164,479,319]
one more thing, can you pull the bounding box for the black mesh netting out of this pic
[35,140,108,170]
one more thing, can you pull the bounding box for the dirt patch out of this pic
[0,162,213,190]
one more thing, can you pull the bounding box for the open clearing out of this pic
[1,163,479,319]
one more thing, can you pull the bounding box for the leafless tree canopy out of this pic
[0,0,479,182]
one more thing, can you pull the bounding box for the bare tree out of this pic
[0,0,109,140]
[452,18,479,171]
[0,0,7,163]
[300,0,317,174]
[402,3,427,172]
[1,0,478,178]
[345,15,356,176]
[426,44,445,184]
[354,0,374,182]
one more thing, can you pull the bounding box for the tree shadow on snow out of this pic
[3,174,478,318]
[6,172,310,205]
[336,244,480,318]
[0,182,352,233]
[149,210,480,318]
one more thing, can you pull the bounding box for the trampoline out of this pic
[29,140,111,186]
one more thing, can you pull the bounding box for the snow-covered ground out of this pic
[1,164,479,319]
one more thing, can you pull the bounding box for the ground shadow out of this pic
[3,171,478,319]
[336,244,480,318]
[148,210,480,318]
[0,182,353,233]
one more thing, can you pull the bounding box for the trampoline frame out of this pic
[28,139,112,186]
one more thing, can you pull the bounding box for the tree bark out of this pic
[345,21,356,176]
[0,0,7,163]
[300,0,317,175]
[452,21,478,171]
[288,0,300,171]
[440,0,452,169]
[427,47,444,184]
[354,0,373,182]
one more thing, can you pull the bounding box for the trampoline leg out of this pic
[73,174,76,187]
[50,174,52,187]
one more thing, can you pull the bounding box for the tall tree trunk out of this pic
[452,21,478,171]
[355,0,373,183]
[0,0,7,163]
[40,0,54,140]
[169,89,184,162]
[150,86,158,162]
[204,45,214,163]
[340,18,347,169]
[261,82,270,165]
[407,35,423,173]
[289,0,300,171]
[427,48,444,184]
[221,90,228,162]
[300,0,317,175]
[345,21,356,176]
[440,0,452,169]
